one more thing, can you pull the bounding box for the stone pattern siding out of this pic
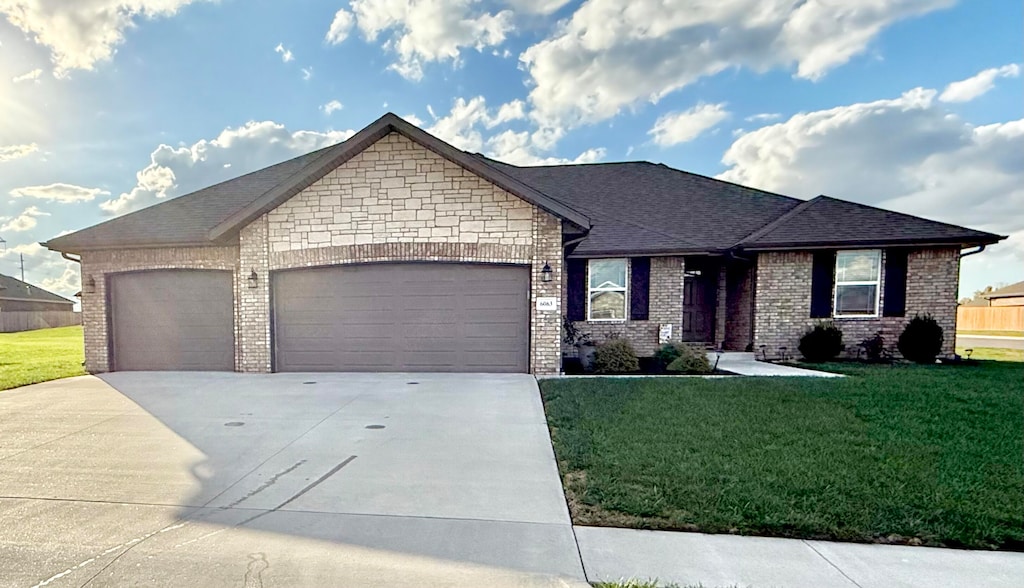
[753,248,960,359]
[267,133,534,250]
[724,261,755,351]
[79,246,239,373]
[564,256,685,357]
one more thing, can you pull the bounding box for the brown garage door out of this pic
[109,270,235,371]
[273,263,530,372]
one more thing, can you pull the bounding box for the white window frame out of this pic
[587,258,629,322]
[833,249,882,319]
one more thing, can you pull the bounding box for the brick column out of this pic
[714,262,727,349]
[530,210,562,375]
[238,215,272,372]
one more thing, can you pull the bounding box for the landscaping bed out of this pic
[540,361,1024,550]
[0,326,86,391]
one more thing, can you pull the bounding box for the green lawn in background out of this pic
[956,347,1024,362]
[0,326,86,391]
[541,361,1024,550]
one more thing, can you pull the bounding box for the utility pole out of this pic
[20,253,25,282]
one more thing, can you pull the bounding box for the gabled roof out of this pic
[985,281,1024,300]
[0,273,75,305]
[737,195,1002,250]
[43,113,1005,256]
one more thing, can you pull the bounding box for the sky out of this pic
[0,0,1021,303]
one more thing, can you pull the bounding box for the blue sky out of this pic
[0,0,1021,300]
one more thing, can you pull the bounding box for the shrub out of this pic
[665,344,712,374]
[798,322,844,363]
[594,339,640,373]
[898,314,944,364]
[860,332,886,362]
[653,343,683,370]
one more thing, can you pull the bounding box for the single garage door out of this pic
[109,270,235,371]
[273,263,530,372]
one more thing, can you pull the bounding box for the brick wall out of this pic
[753,248,960,359]
[564,256,685,357]
[79,246,239,373]
[724,261,754,351]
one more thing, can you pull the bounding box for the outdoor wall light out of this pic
[541,262,553,282]
[248,269,259,289]
[84,276,96,294]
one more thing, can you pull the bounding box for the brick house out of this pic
[44,114,1003,374]
[0,273,75,312]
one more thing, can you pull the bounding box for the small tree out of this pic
[898,314,944,364]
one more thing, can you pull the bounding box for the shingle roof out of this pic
[738,195,1001,249]
[43,113,1005,256]
[0,273,75,305]
[985,280,1024,299]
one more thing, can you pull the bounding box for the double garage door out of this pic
[108,263,529,373]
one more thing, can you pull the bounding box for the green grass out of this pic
[0,326,86,391]
[957,330,1024,338]
[956,347,1024,362]
[541,362,1024,550]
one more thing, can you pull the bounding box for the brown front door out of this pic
[680,261,717,343]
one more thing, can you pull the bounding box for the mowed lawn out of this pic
[541,362,1024,550]
[0,326,86,391]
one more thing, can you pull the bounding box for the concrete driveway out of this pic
[0,373,586,587]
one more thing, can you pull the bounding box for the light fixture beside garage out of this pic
[85,276,96,294]
[541,262,553,282]
[248,269,259,289]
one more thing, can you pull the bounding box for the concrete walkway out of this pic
[576,526,1024,588]
[714,352,843,377]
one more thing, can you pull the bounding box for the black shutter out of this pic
[883,249,908,317]
[566,259,586,321]
[810,251,835,318]
[630,257,650,321]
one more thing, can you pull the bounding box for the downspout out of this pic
[959,244,986,258]
[60,251,82,264]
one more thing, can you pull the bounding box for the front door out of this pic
[680,260,717,343]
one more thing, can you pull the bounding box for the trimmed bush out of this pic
[798,322,844,363]
[594,339,640,373]
[653,343,683,371]
[665,344,712,374]
[898,314,944,364]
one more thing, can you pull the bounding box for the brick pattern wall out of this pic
[713,264,728,348]
[724,261,754,351]
[238,217,271,372]
[564,256,685,357]
[79,246,239,373]
[753,248,960,359]
[267,133,534,249]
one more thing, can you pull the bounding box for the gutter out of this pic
[959,244,986,258]
[60,251,82,264]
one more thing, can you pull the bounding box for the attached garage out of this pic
[272,263,530,373]
[108,270,235,371]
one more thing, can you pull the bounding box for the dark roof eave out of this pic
[207,113,591,242]
[739,234,1006,251]
[43,239,237,255]
[567,247,726,258]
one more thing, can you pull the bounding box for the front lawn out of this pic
[0,326,86,391]
[541,362,1024,550]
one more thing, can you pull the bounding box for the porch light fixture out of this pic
[84,276,96,294]
[541,262,553,282]
[248,269,259,289]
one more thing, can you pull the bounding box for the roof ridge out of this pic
[734,196,821,247]
[656,164,804,204]
[814,194,1003,237]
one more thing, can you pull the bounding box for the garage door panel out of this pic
[273,263,529,373]
[110,271,234,371]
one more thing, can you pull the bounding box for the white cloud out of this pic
[648,103,730,147]
[746,112,782,122]
[402,113,424,126]
[11,68,42,83]
[485,129,606,166]
[0,0,207,76]
[274,42,294,62]
[301,66,313,80]
[0,143,39,162]
[100,121,356,215]
[717,85,1024,297]
[347,0,514,80]
[939,64,1020,103]
[520,0,953,130]
[325,8,354,44]
[0,242,79,300]
[0,206,49,232]
[505,0,572,15]
[321,100,343,115]
[10,182,109,202]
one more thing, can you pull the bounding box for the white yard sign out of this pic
[659,324,673,344]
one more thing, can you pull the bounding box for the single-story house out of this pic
[0,273,75,312]
[44,113,1005,374]
[983,281,1024,307]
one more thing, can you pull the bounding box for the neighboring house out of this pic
[0,273,75,312]
[43,114,1004,374]
[983,281,1024,307]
